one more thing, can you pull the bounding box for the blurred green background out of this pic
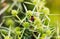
[46,0,60,25]
[46,0,60,36]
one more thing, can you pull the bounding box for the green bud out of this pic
[11,10,18,16]
[40,34,46,39]
[34,17,41,26]
[18,37,21,39]
[5,18,14,26]
[16,31,21,35]
[26,10,33,19]
[4,36,12,39]
[14,27,20,31]
[46,30,51,36]
[43,7,49,15]
[32,0,41,5]
[37,26,44,33]
[40,37,44,39]
[32,0,37,5]
[14,27,21,35]
[41,34,46,38]
[23,22,30,28]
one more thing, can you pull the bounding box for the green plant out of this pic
[0,0,58,39]
[23,22,30,28]
[11,10,18,16]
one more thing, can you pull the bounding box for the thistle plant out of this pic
[0,0,59,39]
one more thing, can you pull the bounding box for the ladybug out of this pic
[30,16,35,22]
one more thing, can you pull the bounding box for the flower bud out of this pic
[4,36,12,39]
[5,18,14,26]
[14,27,21,35]
[23,22,30,28]
[26,10,33,19]
[46,30,51,36]
[43,7,49,15]
[11,10,18,16]
[34,17,41,26]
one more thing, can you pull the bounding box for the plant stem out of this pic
[8,1,16,12]
[32,32,37,39]
[16,15,21,22]
[36,33,41,39]
[23,4,27,12]
[20,16,26,24]
[1,33,5,37]
[21,28,25,39]
[56,20,59,39]
[0,19,5,27]
[8,25,11,37]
